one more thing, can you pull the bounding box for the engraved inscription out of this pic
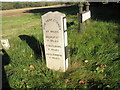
[43,18,62,60]
[43,19,61,30]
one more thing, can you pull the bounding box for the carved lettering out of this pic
[43,19,61,30]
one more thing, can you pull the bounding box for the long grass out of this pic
[1,5,120,89]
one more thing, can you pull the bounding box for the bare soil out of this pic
[0,4,71,17]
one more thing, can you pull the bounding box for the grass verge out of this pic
[1,6,120,89]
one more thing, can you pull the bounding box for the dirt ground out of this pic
[0,4,71,17]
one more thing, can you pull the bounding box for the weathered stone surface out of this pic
[42,11,68,72]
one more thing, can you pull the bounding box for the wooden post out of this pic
[78,3,83,32]
[85,2,90,24]
[85,2,90,11]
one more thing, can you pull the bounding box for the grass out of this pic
[1,4,120,89]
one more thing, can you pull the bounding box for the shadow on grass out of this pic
[1,49,11,89]
[112,57,120,61]
[90,2,120,24]
[24,4,79,15]
[18,35,45,61]
[24,3,120,23]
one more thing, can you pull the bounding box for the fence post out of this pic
[78,3,83,32]
[85,2,90,24]
[85,2,90,11]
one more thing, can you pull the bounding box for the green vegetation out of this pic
[2,4,120,89]
[1,2,71,10]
